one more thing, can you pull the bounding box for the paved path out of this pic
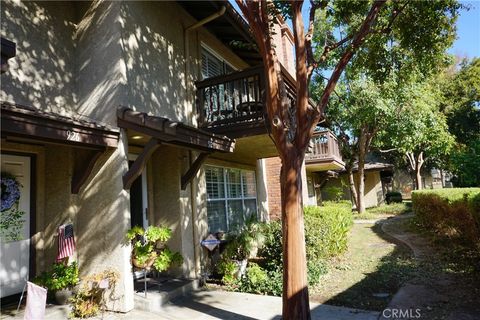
[379,214,480,320]
[2,289,379,320]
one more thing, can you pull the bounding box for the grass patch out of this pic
[310,222,416,311]
[353,202,411,220]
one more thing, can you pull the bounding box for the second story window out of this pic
[201,47,233,80]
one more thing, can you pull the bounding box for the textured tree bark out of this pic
[356,130,367,213]
[407,151,424,190]
[232,2,387,318]
[415,152,424,190]
[347,166,358,209]
[281,153,310,320]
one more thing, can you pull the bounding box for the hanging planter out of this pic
[126,226,183,273]
[0,172,25,241]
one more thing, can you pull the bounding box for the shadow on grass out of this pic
[323,218,417,311]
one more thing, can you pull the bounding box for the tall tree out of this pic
[322,77,395,213]
[440,58,480,186]
[383,80,454,190]
[234,1,461,318]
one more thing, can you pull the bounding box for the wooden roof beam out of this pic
[123,138,161,190]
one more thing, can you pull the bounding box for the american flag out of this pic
[56,224,75,261]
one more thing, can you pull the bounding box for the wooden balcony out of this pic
[195,65,297,138]
[305,130,345,171]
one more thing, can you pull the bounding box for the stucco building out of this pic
[0,0,301,311]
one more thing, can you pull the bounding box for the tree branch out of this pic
[379,148,397,153]
[306,1,328,81]
[310,0,387,139]
[372,1,410,34]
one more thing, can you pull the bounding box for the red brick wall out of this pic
[265,157,282,220]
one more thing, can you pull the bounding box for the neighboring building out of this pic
[263,130,347,217]
[316,162,394,208]
[0,0,300,311]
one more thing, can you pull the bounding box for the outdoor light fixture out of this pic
[131,135,143,140]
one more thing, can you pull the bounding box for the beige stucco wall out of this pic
[256,159,269,222]
[321,171,384,208]
[148,146,197,278]
[1,0,256,309]
[360,171,383,208]
[0,1,78,116]
[1,0,249,127]
[305,172,318,206]
[1,136,134,312]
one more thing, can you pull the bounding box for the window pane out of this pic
[201,49,223,79]
[226,168,242,198]
[207,201,227,233]
[242,171,257,198]
[206,166,224,199]
[227,200,244,231]
[244,199,257,220]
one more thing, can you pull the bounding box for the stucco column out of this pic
[300,160,309,207]
[256,159,269,222]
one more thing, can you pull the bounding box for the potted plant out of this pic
[126,225,183,272]
[219,215,264,280]
[33,262,79,304]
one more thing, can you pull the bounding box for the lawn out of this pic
[353,202,411,220]
[309,222,416,311]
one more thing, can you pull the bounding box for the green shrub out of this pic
[307,259,327,287]
[385,191,403,204]
[412,188,480,246]
[237,263,283,296]
[258,221,282,271]
[33,262,79,291]
[324,186,344,202]
[248,201,352,295]
[304,201,353,259]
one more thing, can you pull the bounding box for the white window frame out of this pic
[200,44,236,79]
[205,165,257,232]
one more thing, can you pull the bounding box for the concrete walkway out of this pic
[2,289,380,320]
[379,214,480,320]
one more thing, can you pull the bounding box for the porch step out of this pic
[133,277,199,313]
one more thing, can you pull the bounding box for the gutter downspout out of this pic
[183,6,226,280]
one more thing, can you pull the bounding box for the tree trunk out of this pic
[415,169,422,190]
[413,152,424,190]
[281,154,310,320]
[356,130,367,213]
[347,166,358,209]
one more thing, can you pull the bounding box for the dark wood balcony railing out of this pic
[305,130,343,164]
[195,65,298,136]
[196,66,265,130]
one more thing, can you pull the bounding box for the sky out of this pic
[449,1,480,58]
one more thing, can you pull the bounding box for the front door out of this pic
[128,159,148,229]
[0,154,31,298]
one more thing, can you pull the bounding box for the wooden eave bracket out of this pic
[123,138,161,190]
[181,152,210,191]
[71,149,104,194]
